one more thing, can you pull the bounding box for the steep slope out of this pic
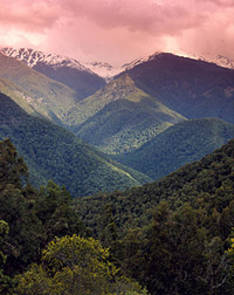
[121,52,234,123]
[76,139,234,295]
[194,54,234,70]
[0,92,150,196]
[70,74,185,154]
[0,77,37,115]
[1,47,106,99]
[75,138,234,230]
[114,118,234,179]
[213,54,234,69]
[0,51,80,125]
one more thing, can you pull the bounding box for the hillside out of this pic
[121,53,234,124]
[1,127,233,295]
[0,92,150,196]
[0,77,37,115]
[114,118,234,179]
[70,74,185,154]
[75,138,234,231]
[0,52,81,124]
[1,47,106,99]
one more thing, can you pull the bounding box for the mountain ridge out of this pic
[119,52,234,124]
[0,47,106,99]
[113,117,234,179]
[0,91,151,196]
[0,51,79,122]
[71,74,186,153]
[1,47,94,73]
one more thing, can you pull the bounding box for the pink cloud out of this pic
[0,0,61,31]
[0,0,234,64]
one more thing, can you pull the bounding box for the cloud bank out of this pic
[0,0,234,64]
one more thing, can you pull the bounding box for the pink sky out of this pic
[0,0,234,65]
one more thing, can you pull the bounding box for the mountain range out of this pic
[0,92,150,196]
[120,52,234,124]
[0,45,233,295]
[71,74,185,153]
[0,47,106,98]
[0,51,78,125]
[0,47,233,196]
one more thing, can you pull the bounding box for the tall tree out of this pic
[0,138,28,190]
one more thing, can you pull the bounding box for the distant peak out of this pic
[122,51,234,71]
[122,52,171,71]
[107,73,134,86]
[177,51,234,70]
[0,47,93,73]
[84,61,124,81]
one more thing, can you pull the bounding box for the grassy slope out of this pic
[0,52,78,124]
[0,78,37,114]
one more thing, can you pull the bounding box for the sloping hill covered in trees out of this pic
[75,139,234,233]
[114,118,234,179]
[1,47,106,99]
[0,92,150,196]
[71,74,185,153]
[75,139,234,294]
[121,53,234,124]
[0,138,233,294]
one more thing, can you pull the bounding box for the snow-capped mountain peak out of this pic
[0,47,93,73]
[1,47,233,81]
[211,55,234,69]
[122,51,234,73]
[175,52,234,70]
[122,52,162,71]
[84,61,125,81]
[84,52,164,79]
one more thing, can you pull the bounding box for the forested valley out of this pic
[1,47,234,295]
[0,138,233,294]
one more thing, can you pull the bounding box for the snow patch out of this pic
[0,47,94,74]
[84,61,125,81]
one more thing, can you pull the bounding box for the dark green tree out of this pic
[0,220,15,295]
[0,138,28,190]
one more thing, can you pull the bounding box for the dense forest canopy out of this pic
[0,138,233,294]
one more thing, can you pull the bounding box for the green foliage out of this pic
[136,203,232,294]
[0,220,9,236]
[224,233,234,292]
[7,56,234,295]
[16,235,146,295]
[0,139,86,278]
[0,220,15,295]
[114,118,234,179]
[35,181,85,246]
[0,93,149,196]
[73,74,184,154]
[0,269,15,295]
[0,138,28,190]
[76,139,234,233]
[0,112,233,294]
[75,140,234,294]
[0,220,9,267]
[0,51,78,124]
